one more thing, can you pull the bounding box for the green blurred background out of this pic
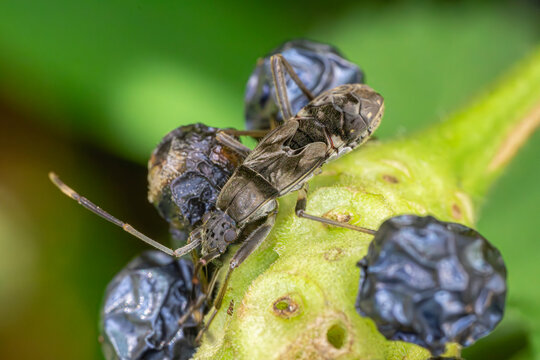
[0,1,538,359]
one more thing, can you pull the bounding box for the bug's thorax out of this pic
[199,210,239,256]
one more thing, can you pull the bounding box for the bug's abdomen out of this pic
[217,165,279,223]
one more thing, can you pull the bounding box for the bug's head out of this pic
[200,210,238,256]
[337,84,384,148]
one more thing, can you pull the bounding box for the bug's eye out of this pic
[202,212,211,223]
[224,229,236,243]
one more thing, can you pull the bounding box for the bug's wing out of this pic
[215,122,298,221]
[217,120,327,222]
[247,119,300,155]
[245,140,328,195]
[218,142,327,222]
[241,118,328,194]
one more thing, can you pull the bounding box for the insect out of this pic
[174,54,384,338]
[50,53,384,342]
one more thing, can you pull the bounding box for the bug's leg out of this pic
[189,245,203,285]
[215,131,252,159]
[270,55,293,120]
[222,128,270,138]
[295,184,376,235]
[195,207,278,343]
[49,172,188,257]
[192,249,220,286]
[272,53,314,101]
[175,251,222,327]
[164,254,222,348]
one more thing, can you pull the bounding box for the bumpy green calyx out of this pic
[195,47,540,360]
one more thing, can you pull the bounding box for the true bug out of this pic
[176,54,384,338]
[50,53,384,341]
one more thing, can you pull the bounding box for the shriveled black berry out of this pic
[148,123,243,238]
[245,39,364,130]
[100,251,204,360]
[356,215,507,355]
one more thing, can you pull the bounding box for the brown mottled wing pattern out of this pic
[244,119,329,193]
[218,120,328,222]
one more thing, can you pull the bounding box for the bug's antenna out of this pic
[172,233,202,258]
[48,172,178,257]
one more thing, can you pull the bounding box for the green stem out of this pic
[420,46,540,198]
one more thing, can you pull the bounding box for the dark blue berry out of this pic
[148,123,243,239]
[100,251,203,360]
[356,215,506,355]
[245,39,364,131]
